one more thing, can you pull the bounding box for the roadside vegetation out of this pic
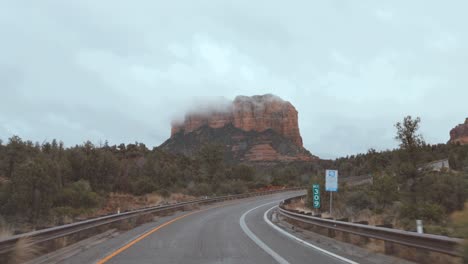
[307,116,468,235]
[0,139,291,232]
[451,203,468,261]
[1,115,467,237]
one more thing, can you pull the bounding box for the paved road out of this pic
[65,191,354,264]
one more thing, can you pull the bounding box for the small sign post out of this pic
[325,170,338,217]
[312,184,320,210]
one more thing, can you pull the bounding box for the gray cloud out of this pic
[1,0,467,158]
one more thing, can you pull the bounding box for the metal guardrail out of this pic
[0,187,304,258]
[278,195,463,257]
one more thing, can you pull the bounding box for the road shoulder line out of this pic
[239,201,290,264]
[263,206,359,264]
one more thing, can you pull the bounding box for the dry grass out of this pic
[349,209,388,226]
[116,220,134,231]
[145,193,164,205]
[290,199,394,227]
[0,221,40,264]
[183,204,200,211]
[92,192,199,230]
[450,203,468,262]
[0,222,13,239]
[285,197,314,213]
[451,203,468,237]
[94,192,198,217]
[168,193,196,203]
[9,236,40,264]
[135,214,156,226]
[0,176,9,185]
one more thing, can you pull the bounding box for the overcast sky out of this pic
[1,1,467,159]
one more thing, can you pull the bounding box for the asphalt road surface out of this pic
[65,191,356,264]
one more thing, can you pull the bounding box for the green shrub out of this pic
[371,172,398,210]
[229,181,248,194]
[231,165,255,182]
[400,202,445,224]
[246,180,267,190]
[418,172,466,213]
[347,190,372,211]
[55,180,100,209]
[131,177,157,196]
[214,181,248,195]
[450,204,468,262]
[187,183,212,196]
[51,206,83,219]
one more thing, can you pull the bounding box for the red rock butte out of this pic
[162,94,316,163]
[171,94,304,148]
[449,118,468,145]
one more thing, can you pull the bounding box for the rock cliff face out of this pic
[171,94,303,147]
[162,94,316,163]
[449,118,468,145]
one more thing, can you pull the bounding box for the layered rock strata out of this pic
[449,118,468,145]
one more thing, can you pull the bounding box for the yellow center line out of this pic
[96,202,235,264]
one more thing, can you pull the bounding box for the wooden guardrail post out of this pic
[384,241,394,254]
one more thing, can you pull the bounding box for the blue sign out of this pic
[325,170,338,192]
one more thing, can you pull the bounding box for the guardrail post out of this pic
[342,232,350,243]
[384,241,394,254]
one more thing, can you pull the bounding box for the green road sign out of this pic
[312,184,320,209]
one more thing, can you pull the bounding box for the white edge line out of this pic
[264,205,360,264]
[240,201,290,264]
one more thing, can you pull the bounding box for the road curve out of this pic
[65,191,353,264]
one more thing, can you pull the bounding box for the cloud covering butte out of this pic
[1,1,467,159]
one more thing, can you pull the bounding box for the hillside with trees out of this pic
[0,139,289,232]
[307,116,468,236]
[1,116,467,237]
